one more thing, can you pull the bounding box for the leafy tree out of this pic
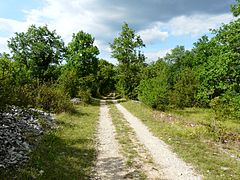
[164,46,186,65]
[138,60,169,110]
[163,46,194,88]
[170,68,199,108]
[58,68,79,98]
[67,31,99,96]
[110,22,145,99]
[0,54,15,107]
[8,25,65,82]
[231,0,240,17]
[67,31,99,77]
[195,15,240,106]
[97,59,116,95]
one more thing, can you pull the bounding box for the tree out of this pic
[110,22,145,98]
[67,31,99,77]
[8,25,65,82]
[97,59,116,95]
[66,31,99,96]
[58,68,79,98]
[138,60,169,110]
[170,68,199,108]
[0,54,15,107]
[231,0,240,17]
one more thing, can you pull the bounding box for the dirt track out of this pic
[95,100,126,179]
[96,100,202,179]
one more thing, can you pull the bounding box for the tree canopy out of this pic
[110,22,145,98]
[8,25,65,82]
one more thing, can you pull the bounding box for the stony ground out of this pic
[0,106,55,169]
[95,100,202,179]
[1,101,202,179]
[95,100,127,179]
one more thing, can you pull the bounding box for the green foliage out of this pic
[58,68,80,98]
[170,68,199,108]
[8,25,65,82]
[138,77,169,110]
[13,83,38,107]
[0,54,15,107]
[96,59,116,95]
[210,92,240,120]
[77,88,92,104]
[1,26,105,112]
[164,46,195,88]
[138,61,169,110]
[66,31,100,96]
[67,31,99,77]
[231,0,240,17]
[195,17,240,109]
[36,84,74,113]
[110,22,145,99]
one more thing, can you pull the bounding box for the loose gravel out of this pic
[115,102,202,180]
[95,100,126,179]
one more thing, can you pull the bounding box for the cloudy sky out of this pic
[0,0,236,63]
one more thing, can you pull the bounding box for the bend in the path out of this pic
[114,101,202,180]
[95,100,126,179]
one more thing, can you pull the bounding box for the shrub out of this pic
[58,68,80,98]
[36,84,74,113]
[13,83,38,107]
[210,91,240,120]
[78,88,92,104]
[138,76,169,111]
[169,68,199,108]
[0,55,16,107]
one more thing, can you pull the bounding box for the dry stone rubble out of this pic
[0,106,55,169]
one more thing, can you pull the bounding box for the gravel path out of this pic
[95,100,126,179]
[114,102,202,180]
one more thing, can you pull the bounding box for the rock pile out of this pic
[0,106,55,169]
[70,98,81,104]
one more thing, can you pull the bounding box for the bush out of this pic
[0,55,15,107]
[210,91,240,120]
[12,83,38,107]
[169,68,199,108]
[138,76,169,111]
[36,84,74,113]
[0,78,14,108]
[78,88,92,104]
[58,68,80,98]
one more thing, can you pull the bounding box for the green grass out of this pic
[108,103,147,179]
[0,104,99,179]
[121,101,240,180]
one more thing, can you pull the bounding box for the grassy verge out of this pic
[0,104,99,179]
[121,101,240,179]
[108,103,147,179]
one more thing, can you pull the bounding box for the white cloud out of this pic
[0,37,10,53]
[138,24,168,44]
[0,0,235,62]
[167,13,234,36]
[145,48,171,62]
[0,17,27,34]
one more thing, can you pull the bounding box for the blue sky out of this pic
[0,0,236,64]
[0,0,43,21]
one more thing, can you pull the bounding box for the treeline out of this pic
[0,0,239,119]
[111,1,240,120]
[0,26,116,112]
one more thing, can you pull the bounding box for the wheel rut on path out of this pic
[114,101,202,180]
[95,100,126,179]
